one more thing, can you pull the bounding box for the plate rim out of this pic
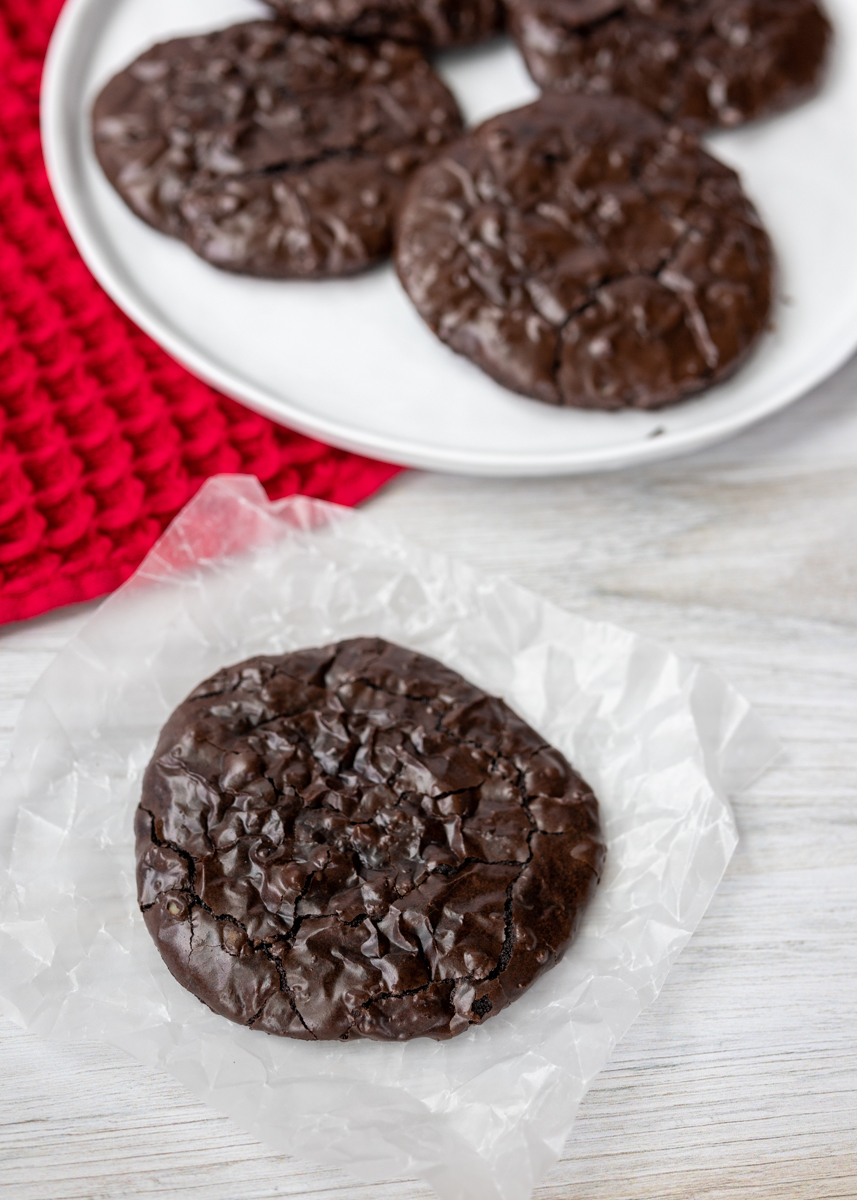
[41,0,857,477]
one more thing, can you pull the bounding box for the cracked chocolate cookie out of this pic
[92,21,462,277]
[261,0,504,48]
[136,637,605,1041]
[395,93,773,410]
[506,0,832,132]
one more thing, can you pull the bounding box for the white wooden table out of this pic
[2,356,856,1199]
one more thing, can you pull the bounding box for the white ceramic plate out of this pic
[42,0,857,476]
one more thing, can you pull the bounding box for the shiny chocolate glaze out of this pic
[137,638,605,1041]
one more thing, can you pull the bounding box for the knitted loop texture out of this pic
[0,0,400,627]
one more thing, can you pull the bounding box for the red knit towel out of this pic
[0,0,401,627]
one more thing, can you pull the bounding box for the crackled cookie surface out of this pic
[507,0,831,132]
[395,93,773,410]
[93,21,462,277]
[261,0,504,47]
[136,637,605,1041]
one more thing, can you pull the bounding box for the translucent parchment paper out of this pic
[0,475,778,1200]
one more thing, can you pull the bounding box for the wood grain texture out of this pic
[2,354,857,1199]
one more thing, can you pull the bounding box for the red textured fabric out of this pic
[0,0,401,628]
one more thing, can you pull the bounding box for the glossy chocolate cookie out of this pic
[395,93,773,410]
[92,22,462,277]
[261,0,504,47]
[506,0,831,131]
[136,638,605,1041]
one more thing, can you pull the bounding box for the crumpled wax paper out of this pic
[0,475,779,1200]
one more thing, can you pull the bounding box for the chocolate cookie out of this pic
[395,93,773,410]
[92,22,462,277]
[261,0,504,47]
[506,0,831,131]
[136,638,605,1041]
